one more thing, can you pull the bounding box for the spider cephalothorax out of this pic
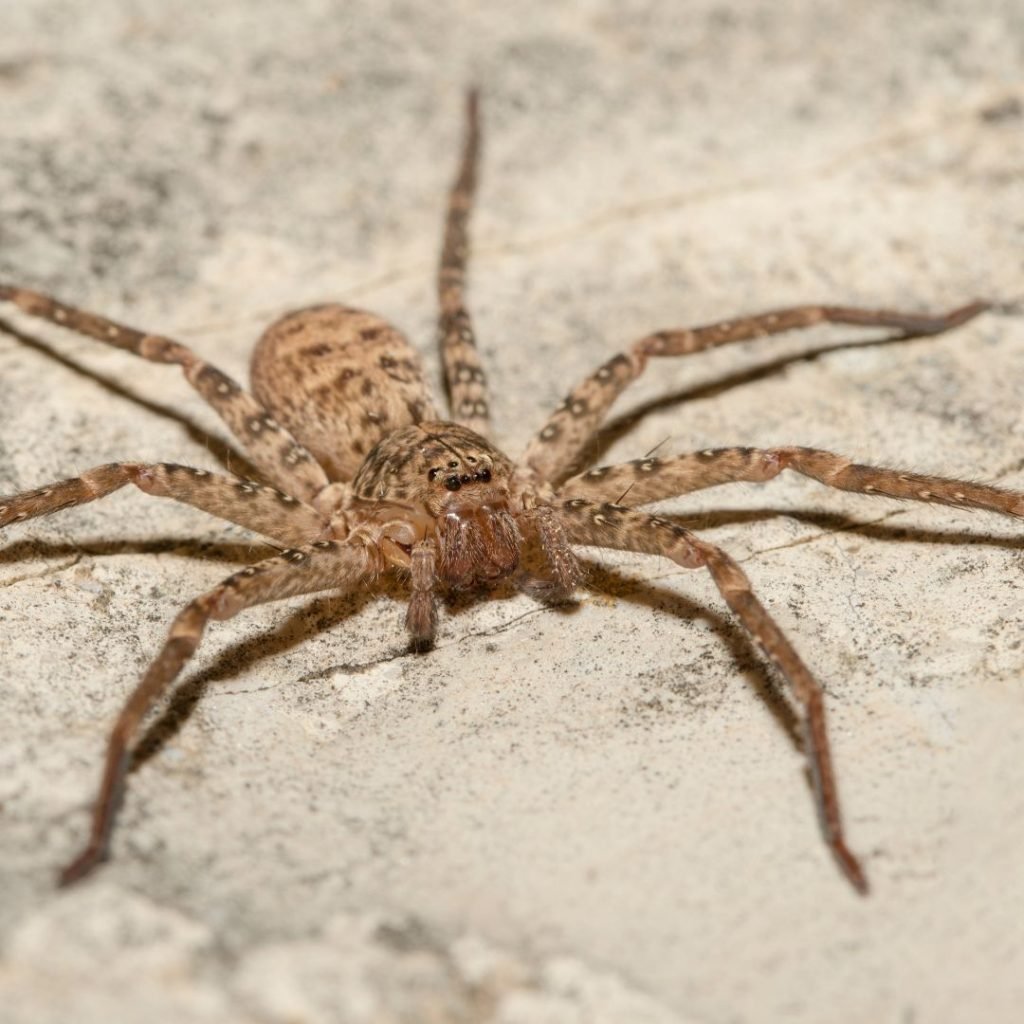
[0,90,1013,894]
[351,419,524,595]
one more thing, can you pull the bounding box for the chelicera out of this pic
[0,92,1012,893]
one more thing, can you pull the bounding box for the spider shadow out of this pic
[0,317,263,481]
[77,502,1024,784]
[0,524,401,775]
[126,548,801,782]
[551,498,1024,780]
[663,506,1024,552]
[0,536,268,568]
[129,583,394,772]
[577,558,803,746]
[571,329,951,474]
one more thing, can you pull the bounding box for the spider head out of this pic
[352,421,522,587]
[417,424,520,587]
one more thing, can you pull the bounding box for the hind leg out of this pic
[0,284,330,500]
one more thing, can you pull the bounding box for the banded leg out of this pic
[524,301,988,483]
[437,90,491,435]
[59,538,375,885]
[406,539,438,645]
[0,284,330,501]
[560,446,1024,519]
[0,462,329,547]
[559,497,868,894]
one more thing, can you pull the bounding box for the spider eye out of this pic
[427,468,439,481]
[444,475,462,491]
[477,468,491,483]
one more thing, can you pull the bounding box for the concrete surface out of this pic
[2,2,1023,1021]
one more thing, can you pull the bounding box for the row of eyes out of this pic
[427,466,492,491]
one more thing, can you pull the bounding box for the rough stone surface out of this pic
[2,2,1023,1022]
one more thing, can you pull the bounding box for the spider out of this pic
[0,91,1014,895]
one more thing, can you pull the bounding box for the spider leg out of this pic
[524,301,989,483]
[519,502,586,599]
[437,90,491,436]
[560,445,1024,518]
[58,537,376,886]
[406,539,438,645]
[558,496,869,894]
[0,284,330,501]
[0,462,329,547]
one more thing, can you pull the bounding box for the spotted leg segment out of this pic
[0,462,329,547]
[0,284,330,501]
[437,90,491,436]
[559,497,868,894]
[560,445,1024,519]
[58,538,376,886]
[524,301,989,483]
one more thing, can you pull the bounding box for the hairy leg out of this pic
[522,502,586,599]
[559,496,868,894]
[0,462,329,547]
[406,539,438,644]
[524,301,988,483]
[59,538,376,885]
[559,445,1024,518]
[0,284,330,501]
[437,90,492,436]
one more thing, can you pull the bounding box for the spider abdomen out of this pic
[251,304,437,482]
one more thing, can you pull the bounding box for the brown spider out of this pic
[0,91,1014,895]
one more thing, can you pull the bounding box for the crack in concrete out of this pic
[288,605,554,685]
[621,510,910,591]
[295,647,410,684]
[438,604,552,647]
[738,510,907,563]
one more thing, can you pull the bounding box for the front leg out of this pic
[524,301,988,483]
[559,446,1024,519]
[1,462,329,547]
[558,496,868,894]
[59,538,375,885]
[406,540,438,646]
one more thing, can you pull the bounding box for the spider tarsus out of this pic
[57,844,106,888]
[891,300,989,337]
[943,299,991,327]
[833,840,870,896]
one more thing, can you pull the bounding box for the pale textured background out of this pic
[1,2,1023,1022]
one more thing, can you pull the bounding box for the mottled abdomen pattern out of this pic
[251,304,437,481]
